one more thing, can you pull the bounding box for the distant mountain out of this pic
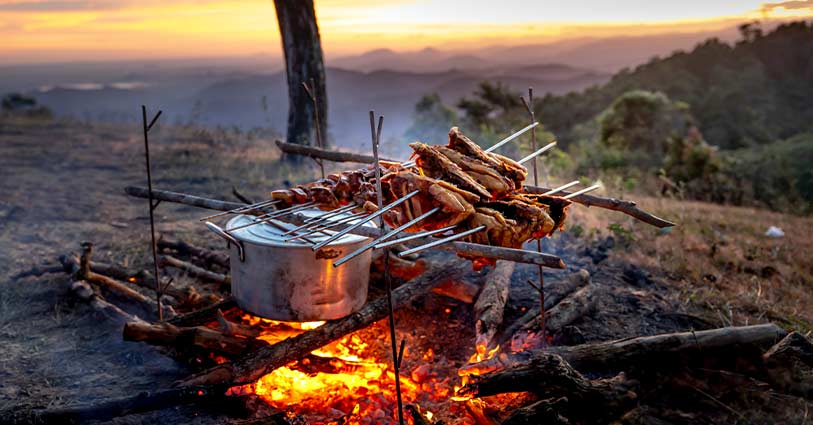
[27,63,609,155]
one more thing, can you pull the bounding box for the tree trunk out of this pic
[274,0,327,149]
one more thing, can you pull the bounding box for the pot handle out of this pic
[205,221,245,262]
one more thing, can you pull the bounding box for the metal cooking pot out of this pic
[205,210,374,321]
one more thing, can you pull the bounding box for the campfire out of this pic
[18,115,811,425]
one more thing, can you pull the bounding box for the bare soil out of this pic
[1,118,811,424]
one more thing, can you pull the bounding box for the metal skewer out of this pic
[517,141,557,164]
[281,204,356,235]
[540,180,580,196]
[332,207,441,267]
[197,199,279,222]
[373,225,458,249]
[226,201,316,232]
[562,184,602,200]
[397,225,487,257]
[284,211,370,242]
[485,121,540,153]
[311,190,421,251]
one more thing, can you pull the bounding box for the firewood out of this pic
[178,258,472,387]
[71,281,146,325]
[11,263,64,280]
[276,139,396,164]
[762,332,813,397]
[498,269,591,346]
[502,397,570,425]
[159,254,230,285]
[123,321,257,356]
[462,324,787,377]
[405,404,432,425]
[166,297,237,327]
[542,283,598,332]
[474,261,515,353]
[158,235,230,269]
[79,242,175,319]
[217,309,261,338]
[25,385,231,424]
[457,352,637,422]
[431,279,480,304]
[126,186,567,269]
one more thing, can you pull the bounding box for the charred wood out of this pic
[276,140,395,164]
[542,283,598,332]
[160,254,230,285]
[166,297,237,327]
[762,331,813,397]
[122,321,258,356]
[474,261,514,353]
[501,397,570,425]
[158,235,230,269]
[431,279,480,304]
[70,280,145,325]
[217,309,261,338]
[178,258,471,387]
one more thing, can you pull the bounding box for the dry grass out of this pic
[566,192,813,333]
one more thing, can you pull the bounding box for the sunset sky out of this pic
[2,0,812,64]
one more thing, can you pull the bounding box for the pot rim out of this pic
[225,210,375,249]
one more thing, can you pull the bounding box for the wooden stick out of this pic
[431,279,480,304]
[525,185,675,228]
[160,254,231,286]
[762,332,813,397]
[122,321,256,356]
[158,235,230,269]
[217,309,261,338]
[126,186,567,269]
[71,281,146,325]
[463,324,787,377]
[125,186,243,212]
[275,139,395,163]
[474,261,515,353]
[541,283,598,332]
[178,258,471,387]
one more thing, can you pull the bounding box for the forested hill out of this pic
[538,22,813,150]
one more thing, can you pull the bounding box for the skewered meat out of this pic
[408,142,492,200]
[447,127,528,188]
[434,146,516,196]
[381,171,478,231]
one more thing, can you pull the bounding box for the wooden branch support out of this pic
[179,258,471,387]
[158,236,230,269]
[474,261,515,353]
[276,140,395,164]
[125,186,567,269]
[525,185,675,228]
[160,254,230,286]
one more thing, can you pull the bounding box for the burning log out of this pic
[217,309,261,338]
[457,352,637,422]
[166,297,237,327]
[502,397,570,425]
[463,324,787,377]
[158,235,230,269]
[79,243,175,319]
[179,258,472,387]
[159,254,231,285]
[125,186,567,269]
[762,332,813,397]
[431,279,480,304]
[404,404,432,425]
[474,261,515,354]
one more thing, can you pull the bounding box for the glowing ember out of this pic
[226,317,454,424]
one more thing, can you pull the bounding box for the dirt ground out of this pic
[1,118,811,424]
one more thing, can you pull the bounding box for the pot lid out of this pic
[225,208,376,248]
